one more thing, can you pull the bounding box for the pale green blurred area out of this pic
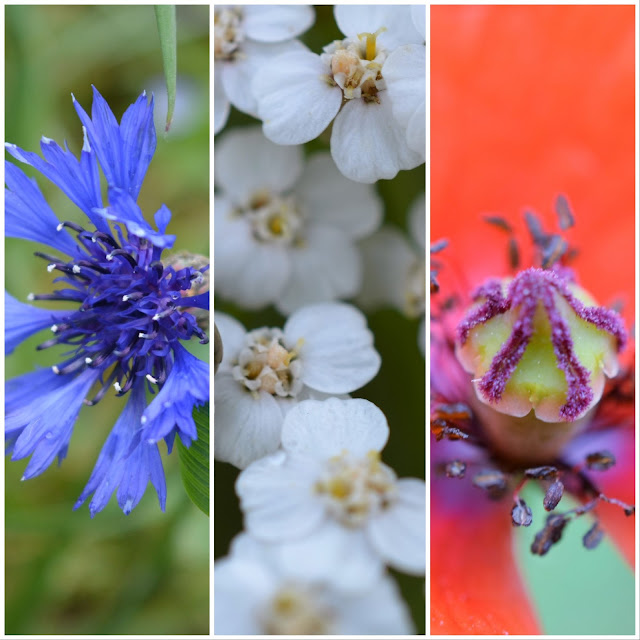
[5,5,209,634]
[515,484,635,635]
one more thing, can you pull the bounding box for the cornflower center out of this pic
[231,328,303,397]
[237,189,305,246]
[321,29,388,103]
[214,7,244,61]
[315,450,397,527]
[260,584,332,635]
[32,221,208,405]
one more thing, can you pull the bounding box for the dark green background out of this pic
[5,5,209,634]
[213,5,426,634]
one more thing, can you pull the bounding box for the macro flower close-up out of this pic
[214,4,315,134]
[253,4,424,183]
[214,303,381,469]
[431,5,635,635]
[214,126,382,314]
[5,87,210,516]
[236,398,426,589]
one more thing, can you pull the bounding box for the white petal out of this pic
[215,125,303,202]
[383,44,425,129]
[213,311,246,370]
[330,93,423,183]
[368,477,426,575]
[254,50,342,144]
[336,574,415,634]
[274,518,384,592]
[411,5,426,41]
[406,99,426,157]
[334,5,423,50]
[214,375,287,469]
[222,39,307,117]
[243,5,314,43]
[236,450,325,540]
[296,152,383,239]
[281,397,389,459]
[357,226,415,312]
[214,199,291,309]
[214,63,230,134]
[275,225,361,315]
[214,553,276,635]
[285,302,381,393]
[408,192,426,251]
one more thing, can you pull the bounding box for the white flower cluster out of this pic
[214,5,426,635]
[215,4,425,183]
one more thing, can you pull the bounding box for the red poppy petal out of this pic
[431,4,635,323]
[431,484,542,635]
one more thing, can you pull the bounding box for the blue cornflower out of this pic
[5,87,210,516]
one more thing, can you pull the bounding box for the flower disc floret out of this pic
[315,450,397,527]
[232,328,303,397]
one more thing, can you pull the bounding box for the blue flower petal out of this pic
[154,203,172,234]
[73,86,156,199]
[74,383,167,517]
[141,344,209,446]
[5,132,109,234]
[97,186,176,249]
[4,161,78,255]
[6,368,99,479]
[5,368,68,426]
[5,291,69,354]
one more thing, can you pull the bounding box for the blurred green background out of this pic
[5,5,209,634]
[213,5,426,634]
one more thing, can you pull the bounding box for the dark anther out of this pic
[33,250,64,263]
[75,260,110,274]
[433,402,472,421]
[540,234,568,269]
[58,220,85,233]
[511,499,533,527]
[430,270,440,294]
[598,494,635,516]
[531,514,568,556]
[430,238,449,254]
[524,210,546,244]
[430,419,469,442]
[91,231,119,248]
[472,469,508,499]
[582,522,604,550]
[445,460,466,479]
[483,215,513,233]
[555,194,575,230]
[508,237,520,270]
[543,479,565,511]
[524,466,559,480]
[585,451,616,471]
[150,261,165,277]
[108,249,138,268]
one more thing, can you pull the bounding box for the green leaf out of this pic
[177,403,209,516]
[154,5,177,132]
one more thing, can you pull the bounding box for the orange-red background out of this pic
[431,5,636,323]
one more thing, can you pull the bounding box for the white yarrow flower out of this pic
[358,193,426,353]
[215,533,415,635]
[214,304,381,469]
[214,5,315,133]
[236,398,426,589]
[215,126,382,313]
[252,5,424,183]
